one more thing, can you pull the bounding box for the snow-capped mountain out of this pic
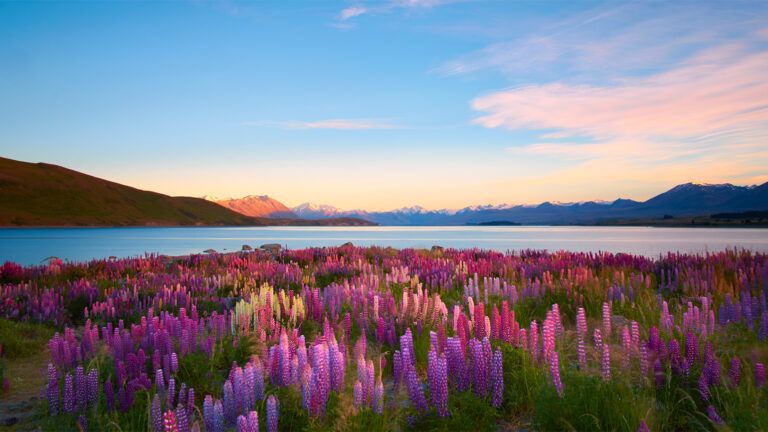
[289,182,768,225]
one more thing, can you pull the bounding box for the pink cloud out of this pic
[472,43,768,140]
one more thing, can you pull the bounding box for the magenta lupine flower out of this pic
[707,405,724,425]
[728,357,741,387]
[593,328,603,353]
[529,321,539,363]
[64,372,75,413]
[152,394,163,432]
[354,380,363,408]
[248,411,259,432]
[637,420,650,432]
[267,395,279,432]
[237,415,249,432]
[490,348,503,408]
[549,351,564,397]
[47,363,59,415]
[698,372,711,401]
[601,343,611,381]
[756,363,765,388]
[164,409,179,432]
[622,326,631,370]
[640,345,649,378]
[602,302,612,339]
[576,308,587,370]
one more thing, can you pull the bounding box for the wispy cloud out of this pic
[242,118,398,130]
[340,5,368,20]
[337,0,454,22]
[473,41,768,141]
[434,2,766,82]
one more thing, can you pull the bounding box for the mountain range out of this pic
[287,182,768,225]
[204,195,297,218]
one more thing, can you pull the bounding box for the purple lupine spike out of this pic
[353,380,363,408]
[105,379,115,411]
[267,395,279,432]
[152,394,164,432]
[698,372,710,401]
[47,363,59,415]
[406,366,428,414]
[87,368,98,409]
[75,366,86,412]
[203,395,214,432]
[685,332,697,372]
[156,369,165,396]
[601,343,611,381]
[168,377,176,408]
[213,399,225,432]
[491,348,503,408]
[756,363,765,388]
[707,405,724,425]
[374,378,384,414]
[602,302,612,339]
[78,414,88,432]
[728,357,741,387]
[64,372,75,413]
[223,380,236,425]
[176,403,190,432]
[187,388,195,420]
[550,351,564,397]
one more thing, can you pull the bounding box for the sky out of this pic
[1,0,767,211]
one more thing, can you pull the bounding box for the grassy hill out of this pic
[0,157,374,227]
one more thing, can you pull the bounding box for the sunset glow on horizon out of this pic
[1,0,766,211]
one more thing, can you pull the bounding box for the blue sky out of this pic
[1,0,766,210]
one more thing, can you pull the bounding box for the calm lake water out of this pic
[1,226,768,266]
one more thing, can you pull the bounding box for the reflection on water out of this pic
[1,226,767,265]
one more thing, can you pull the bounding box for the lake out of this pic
[1,226,768,266]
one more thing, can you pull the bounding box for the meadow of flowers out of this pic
[0,246,767,431]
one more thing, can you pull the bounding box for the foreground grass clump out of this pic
[0,246,766,431]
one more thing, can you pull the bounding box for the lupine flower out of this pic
[601,343,611,381]
[406,365,428,414]
[756,363,766,388]
[728,357,741,387]
[105,379,115,411]
[87,368,98,409]
[637,420,650,432]
[549,351,564,397]
[176,403,190,432]
[602,302,612,339]
[152,394,163,432]
[267,395,279,432]
[64,372,75,413]
[707,405,724,425]
[353,381,363,408]
[47,363,59,415]
[490,348,504,408]
[203,395,214,432]
[164,410,179,432]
